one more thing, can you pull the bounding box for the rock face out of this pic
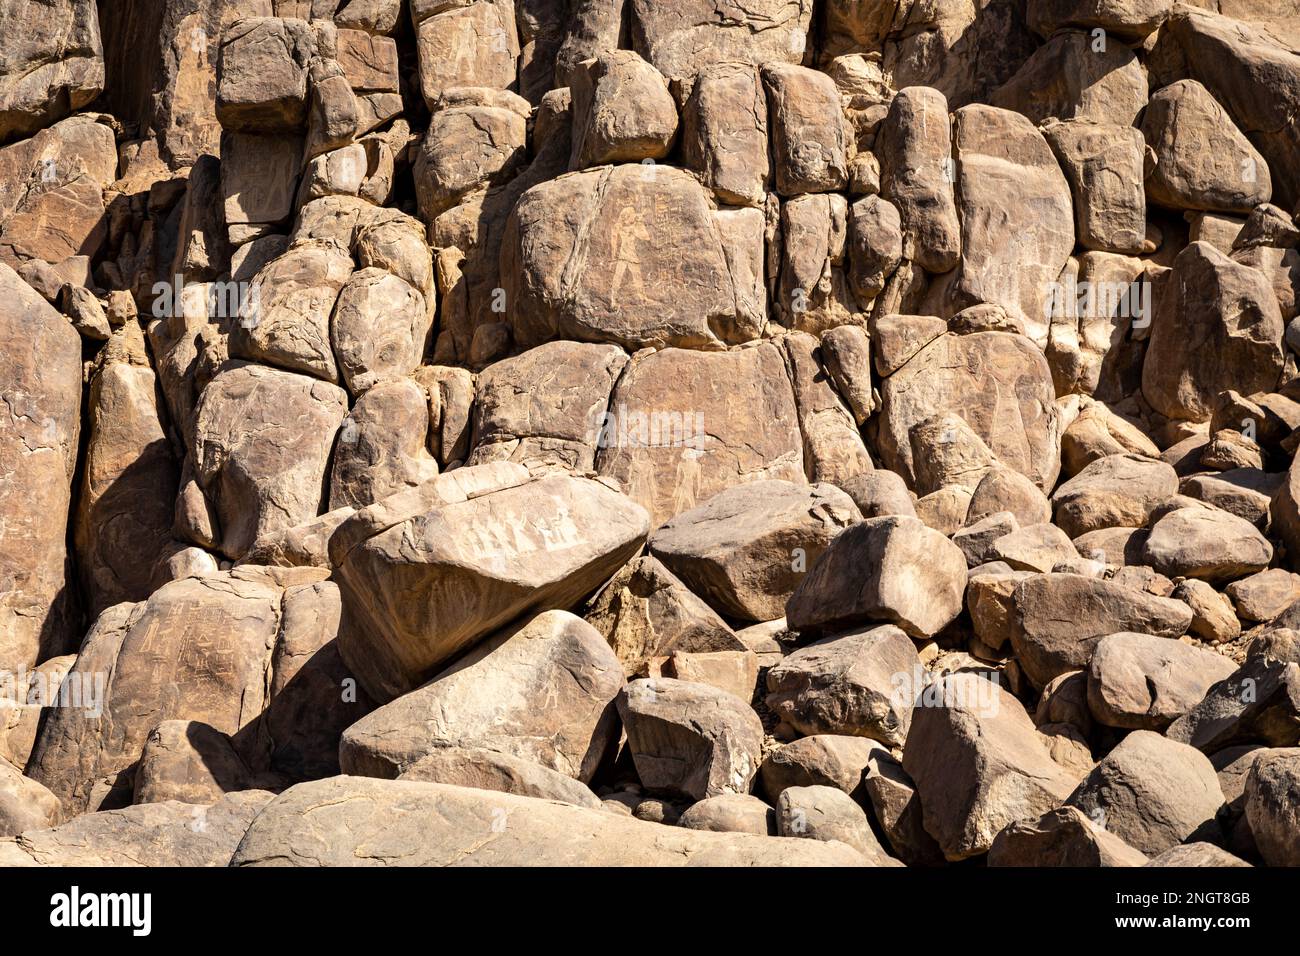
[8,0,1300,873]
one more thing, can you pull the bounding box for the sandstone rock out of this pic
[988,806,1149,867]
[680,61,769,206]
[820,324,875,424]
[1086,631,1237,730]
[336,471,647,700]
[1009,573,1193,688]
[0,0,103,143]
[765,626,922,746]
[216,17,312,132]
[1142,79,1271,214]
[3,791,271,867]
[762,63,848,196]
[1142,242,1284,422]
[415,94,528,220]
[877,332,1061,495]
[1167,653,1300,752]
[759,734,884,801]
[1028,0,1172,41]
[584,555,744,678]
[571,50,677,168]
[967,565,1034,651]
[1244,747,1300,866]
[990,30,1148,127]
[677,793,774,835]
[328,379,439,510]
[230,776,868,866]
[776,785,897,864]
[1044,119,1146,254]
[341,610,623,782]
[861,747,946,867]
[595,344,804,527]
[1051,453,1179,538]
[191,363,348,559]
[330,268,432,395]
[396,747,602,809]
[953,512,1019,567]
[628,0,813,82]
[0,655,74,771]
[1142,505,1273,583]
[1065,730,1224,855]
[1060,402,1160,477]
[838,469,915,519]
[903,673,1077,861]
[1226,568,1300,622]
[987,524,1079,574]
[132,720,258,806]
[786,516,967,639]
[783,332,874,482]
[0,263,82,671]
[0,759,59,838]
[618,677,763,800]
[1146,842,1252,867]
[414,2,519,110]
[469,340,626,472]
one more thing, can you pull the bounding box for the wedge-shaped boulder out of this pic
[190,363,348,559]
[132,720,259,807]
[1141,506,1273,584]
[947,105,1075,346]
[988,806,1149,867]
[1086,632,1237,731]
[1141,79,1271,214]
[617,677,764,800]
[903,673,1077,861]
[1142,242,1284,423]
[230,776,868,866]
[594,345,805,527]
[502,164,762,351]
[469,341,627,472]
[335,471,648,700]
[877,332,1061,494]
[765,625,922,746]
[1009,573,1193,688]
[584,556,744,679]
[340,610,623,782]
[786,516,967,639]
[396,747,603,809]
[1065,730,1224,855]
[27,569,352,816]
[1051,453,1178,538]
[2,791,272,867]
[648,480,859,623]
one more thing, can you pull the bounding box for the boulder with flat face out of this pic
[618,677,764,800]
[328,379,440,511]
[340,610,624,784]
[1245,747,1300,866]
[649,480,860,623]
[334,468,648,701]
[0,262,82,672]
[414,1,519,110]
[190,363,348,560]
[627,0,814,82]
[1141,506,1273,584]
[903,674,1078,861]
[594,344,805,528]
[501,164,763,351]
[396,747,602,809]
[0,0,104,143]
[1051,454,1178,538]
[570,50,677,168]
[876,332,1062,495]
[988,806,1149,867]
[215,16,313,132]
[990,30,1148,127]
[0,760,59,838]
[762,63,849,196]
[1044,120,1146,255]
[1086,631,1238,731]
[1142,242,1284,423]
[680,61,769,207]
[330,267,432,396]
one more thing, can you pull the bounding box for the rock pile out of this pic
[2,0,1300,868]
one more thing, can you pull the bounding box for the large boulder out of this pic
[230,776,868,866]
[903,674,1077,861]
[0,0,103,142]
[396,748,602,809]
[501,164,765,351]
[1086,631,1238,730]
[334,467,648,701]
[648,480,860,623]
[1245,748,1300,866]
[0,263,82,671]
[876,332,1061,495]
[594,345,805,528]
[988,806,1149,867]
[785,516,967,639]
[1065,730,1225,855]
[1141,242,1284,423]
[340,611,623,784]
[617,677,764,800]
[1141,506,1273,584]
[1009,573,1193,688]
[569,50,677,168]
[680,61,769,206]
[1051,453,1178,538]
[627,0,814,82]
[190,363,348,559]
[990,30,1147,127]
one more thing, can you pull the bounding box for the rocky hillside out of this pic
[0,0,1299,868]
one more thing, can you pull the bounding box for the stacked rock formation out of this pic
[1,0,1300,868]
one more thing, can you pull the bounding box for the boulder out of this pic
[132,720,259,806]
[329,379,440,511]
[1051,454,1179,538]
[990,30,1147,127]
[1086,631,1238,730]
[680,61,770,206]
[1226,568,1300,622]
[776,785,897,864]
[414,2,519,110]
[230,776,869,866]
[0,760,59,838]
[396,747,603,809]
[765,626,922,746]
[627,0,814,82]
[340,610,623,783]
[785,516,967,639]
[1141,506,1273,584]
[0,0,103,142]
[617,677,764,800]
[677,793,774,835]
[334,468,648,701]
[1044,119,1146,254]
[570,50,677,168]
[330,268,432,396]
[903,674,1077,861]
[1065,730,1225,855]
[988,806,1149,867]
[759,734,884,802]
[215,17,312,132]
[761,63,849,195]
[1244,747,1300,866]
